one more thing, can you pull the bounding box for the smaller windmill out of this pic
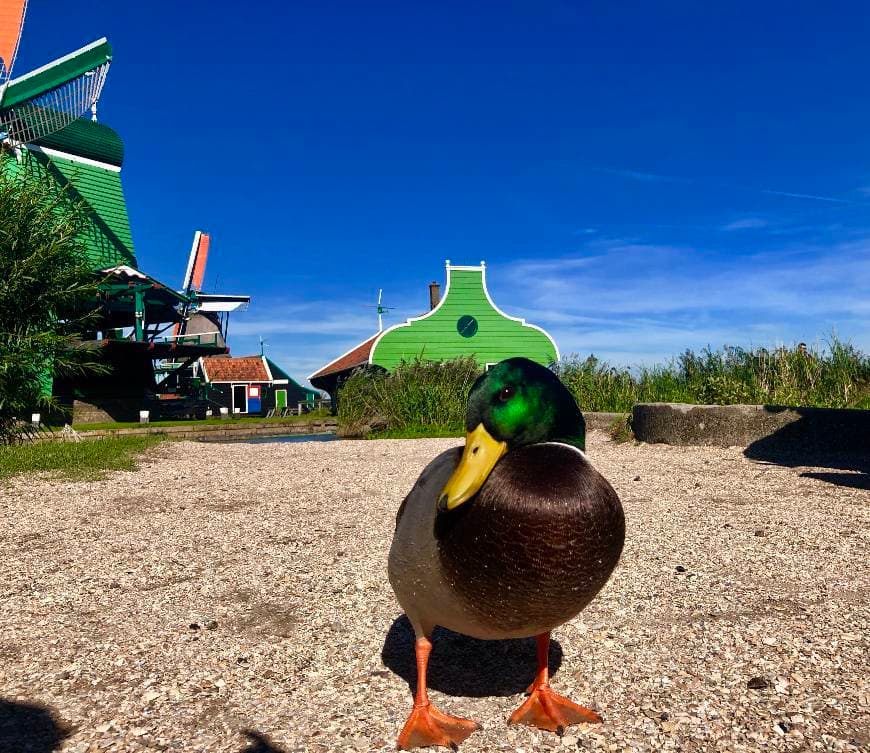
[155,231,251,391]
[173,230,250,346]
[366,289,395,332]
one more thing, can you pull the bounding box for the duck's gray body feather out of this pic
[388,443,624,641]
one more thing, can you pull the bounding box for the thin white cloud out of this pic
[599,167,688,184]
[758,188,856,205]
[720,217,770,231]
[503,238,870,318]
[602,166,869,206]
[230,299,378,338]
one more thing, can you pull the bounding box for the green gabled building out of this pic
[309,262,559,403]
[372,262,558,369]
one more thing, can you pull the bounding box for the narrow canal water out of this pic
[234,433,339,444]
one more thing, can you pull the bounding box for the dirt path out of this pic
[1,434,867,752]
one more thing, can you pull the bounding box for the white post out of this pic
[31,413,41,426]
[220,407,229,419]
[205,409,213,418]
[139,410,149,424]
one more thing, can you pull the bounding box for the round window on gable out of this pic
[456,315,478,338]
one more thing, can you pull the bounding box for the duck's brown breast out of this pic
[435,443,624,635]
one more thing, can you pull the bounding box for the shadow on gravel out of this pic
[381,615,563,697]
[240,729,289,753]
[0,698,70,753]
[744,408,870,491]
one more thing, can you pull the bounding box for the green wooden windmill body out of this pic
[369,263,558,370]
[7,121,137,270]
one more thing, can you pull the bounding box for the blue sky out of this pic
[18,2,870,383]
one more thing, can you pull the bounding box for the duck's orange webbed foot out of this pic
[508,633,602,734]
[397,703,479,750]
[396,636,480,750]
[509,684,601,733]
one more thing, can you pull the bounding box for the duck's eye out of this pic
[498,386,516,402]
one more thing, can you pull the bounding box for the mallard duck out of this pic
[388,357,625,750]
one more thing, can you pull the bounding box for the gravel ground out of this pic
[1,433,868,753]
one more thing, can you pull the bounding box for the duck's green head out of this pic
[438,357,585,512]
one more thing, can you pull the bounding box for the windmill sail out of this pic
[182,230,211,293]
[0,0,27,90]
[0,37,111,143]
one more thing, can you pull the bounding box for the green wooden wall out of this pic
[370,265,558,370]
[2,120,137,271]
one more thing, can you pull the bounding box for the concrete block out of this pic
[631,403,870,452]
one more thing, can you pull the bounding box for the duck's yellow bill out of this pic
[438,423,508,512]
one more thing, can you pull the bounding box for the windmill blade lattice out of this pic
[0,38,111,143]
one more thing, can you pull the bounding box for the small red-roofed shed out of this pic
[200,355,319,415]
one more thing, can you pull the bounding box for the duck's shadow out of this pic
[0,698,70,753]
[381,615,563,698]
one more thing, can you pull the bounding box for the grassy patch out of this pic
[0,435,164,482]
[608,414,635,444]
[71,412,330,432]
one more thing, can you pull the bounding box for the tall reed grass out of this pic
[337,357,481,436]
[555,337,870,412]
[336,338,870,436]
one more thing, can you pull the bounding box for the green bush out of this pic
[0,156,103,443]
[337,357,481,436]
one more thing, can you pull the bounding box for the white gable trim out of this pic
[25,143,121,173]
[6,38,109,87]
[262,355,274,381]
[478,262,561,362]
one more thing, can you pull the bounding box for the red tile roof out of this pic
[309,334,378,380]
[201,356,270,383]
